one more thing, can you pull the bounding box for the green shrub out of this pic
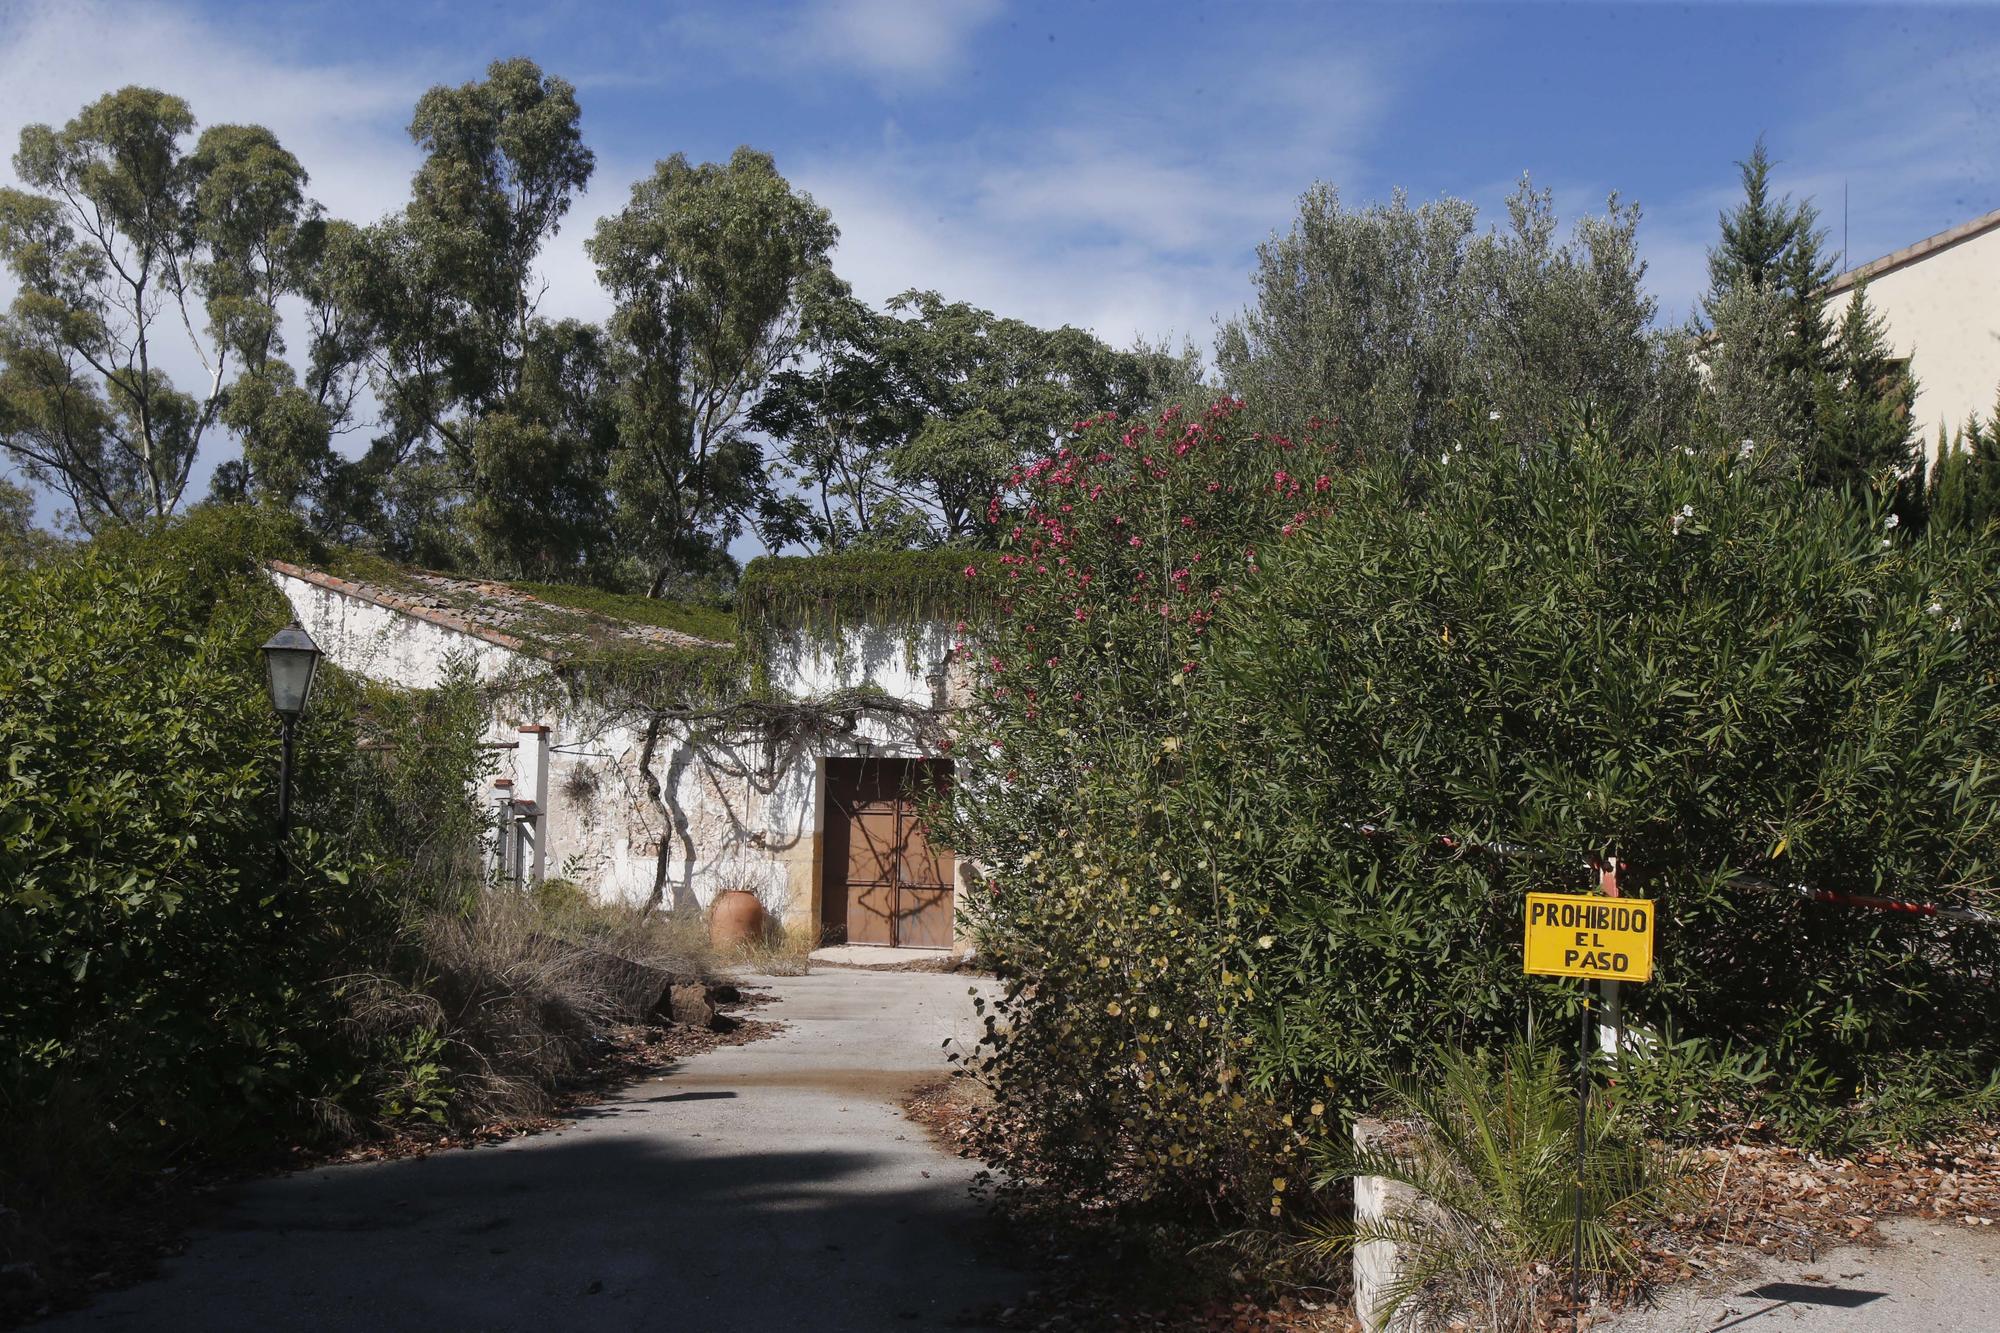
[1307,1041,1686,1331]
[0,507,390,1143]
[1193,417,2000,1101]
[943,401,2000,1228]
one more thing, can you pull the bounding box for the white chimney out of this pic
[517,725,552,812]
[516,725,552,884]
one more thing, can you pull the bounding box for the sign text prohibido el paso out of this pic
[1523,892,1655,983]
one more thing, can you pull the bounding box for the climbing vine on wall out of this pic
[736,550,997,650]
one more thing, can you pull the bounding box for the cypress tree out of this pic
[1705,139,1798,304]
[1807,283,1915,488]
[1704,140,1916,489]
[1928,391,2000,531]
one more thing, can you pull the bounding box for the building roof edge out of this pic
[1827,206,2000,297]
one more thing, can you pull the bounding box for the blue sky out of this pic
[3,0,1999,511]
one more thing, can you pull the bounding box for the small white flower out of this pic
[1488,410,1502,421]
[1885,513,1902,530]
[1880,538,1893,549]
[1739,438,1755,458]
[1950,615,1965,632]
[1927,601,1945,617]
[1679,445,1696,457]
[1680,504,1695,519]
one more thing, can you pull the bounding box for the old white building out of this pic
[268,557,973,949]
[1826,206,2000,449]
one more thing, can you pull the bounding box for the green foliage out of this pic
[509,578,737,644]
[1927,391,2000,533]
[0,87,331,528]
[0,476,63,566]
[1307,1042,1685,1331]
[337,666,495,915]
[1805,285,1918,487]
[373,1028,454,1126]
[1614,1028,2000,1151]
[1217,178,1688,450]
[756,286,1199,549]
[1607,1027,1771,1140]
[589,146,838,596]
[0,507,394,1141]
[943,402,2000,1226]
[1700,140,1915,488]
[736,548,995,645]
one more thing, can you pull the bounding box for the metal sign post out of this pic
[1573,987,1591,1331]
[1525,884,1656,1328]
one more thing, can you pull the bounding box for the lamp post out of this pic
[260,622,322,849]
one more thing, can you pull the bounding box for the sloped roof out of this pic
[1826,205,2000,297]
[267,559,733,660]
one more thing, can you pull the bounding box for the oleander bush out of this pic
[943,400,2000,1229]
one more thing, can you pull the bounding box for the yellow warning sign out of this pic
[1523,892,1655,983]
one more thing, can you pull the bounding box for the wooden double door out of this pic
[823,758,955,948]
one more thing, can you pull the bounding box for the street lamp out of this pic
[260,621,322,844]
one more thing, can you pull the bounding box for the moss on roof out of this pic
[292,547,994,708]
[507,581,737,646]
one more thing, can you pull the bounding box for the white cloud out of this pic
[804,0,1002,84]
[799,164,1237,350]
[793,39,1390,354]
[0,0,426,228]
[663,0,1003,93]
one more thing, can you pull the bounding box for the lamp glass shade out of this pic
[261,622,322,718]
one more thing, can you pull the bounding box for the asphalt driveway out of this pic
[46,969,1024,1332]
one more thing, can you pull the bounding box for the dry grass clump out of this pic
[340,885,721,1129]
[718,920,816,976]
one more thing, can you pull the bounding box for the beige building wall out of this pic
[1825,210,2000,455]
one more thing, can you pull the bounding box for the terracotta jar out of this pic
[708,889,767,948]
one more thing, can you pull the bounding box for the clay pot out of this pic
[708,889,767,949]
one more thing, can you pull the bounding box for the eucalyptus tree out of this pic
[753,286,1197,549]
[0,87,324,529]
[747,279,926,551]
[325,57,603,574]
[0,477,61,565]
[588,146,837,597]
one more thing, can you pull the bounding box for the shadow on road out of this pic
[47,1125,1017,1332]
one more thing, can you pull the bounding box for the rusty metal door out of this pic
[823,759,954,947]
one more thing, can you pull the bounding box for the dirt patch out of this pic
[1630,1127,2000,1291]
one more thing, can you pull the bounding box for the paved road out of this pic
[50,969,1025,1332]
[1608,1217,2000,1333]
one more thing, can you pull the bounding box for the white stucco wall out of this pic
[764,619,962,706]
[1826,220,2000,452]
[529,621,963,921]
[270,566,534,690]
[270,564,963,939]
